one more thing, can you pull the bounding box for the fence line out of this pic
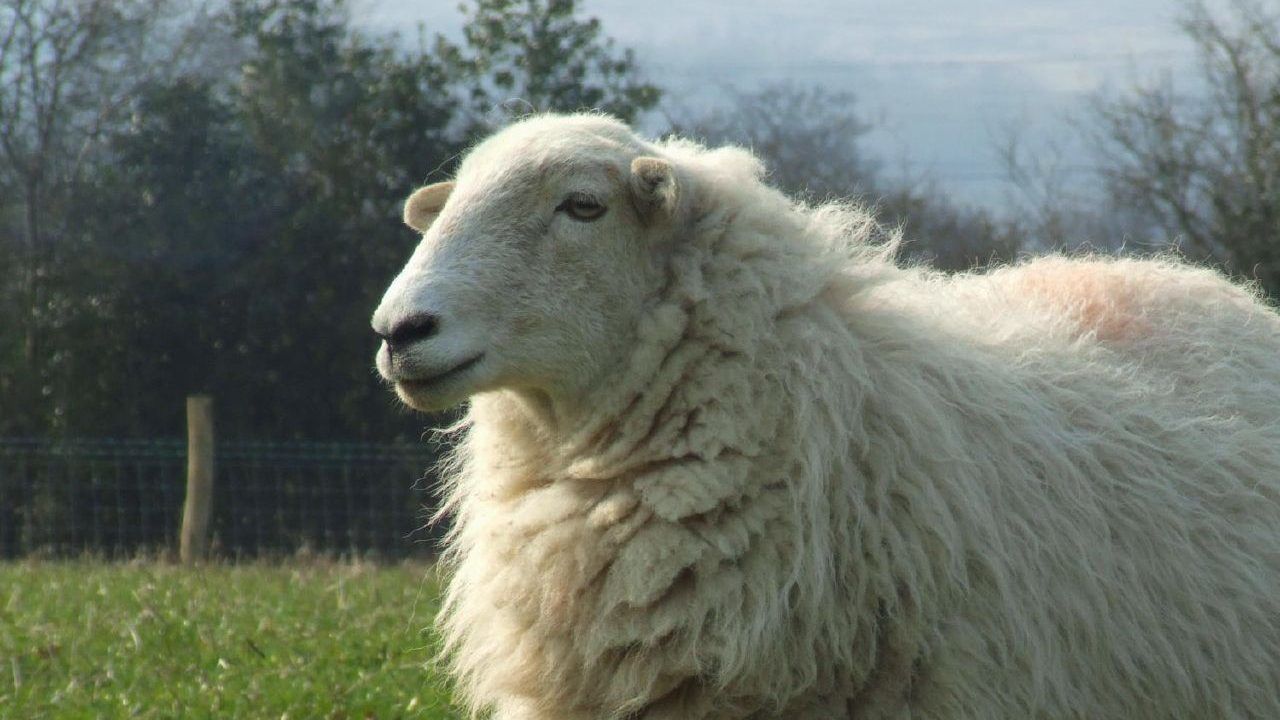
[0,437,442,560]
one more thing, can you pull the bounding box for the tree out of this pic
[60,0,470,440]
[683,82,1019,271]
[681,83,878,202]
[0,0,198,434]
[878,183,1021,271]
[0,0,472,439]
[1091,0,1280,297]
[436,0,661,130]
[69,77,275,438]
[217,0,466,440]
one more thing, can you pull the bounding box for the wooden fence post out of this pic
[180,395,215,563]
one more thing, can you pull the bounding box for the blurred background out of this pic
[1,1,1277,716]
[0,0,1277,556]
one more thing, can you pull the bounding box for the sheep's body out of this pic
[388,116,1280,719]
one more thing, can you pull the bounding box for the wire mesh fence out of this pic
[0,437,442,560]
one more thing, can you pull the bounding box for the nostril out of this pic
[385,313,439,351]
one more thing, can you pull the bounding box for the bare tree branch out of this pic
[1079,0,1280,292]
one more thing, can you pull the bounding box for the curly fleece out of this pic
[429,116,1280,719]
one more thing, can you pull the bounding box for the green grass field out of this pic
[0,560,461,719]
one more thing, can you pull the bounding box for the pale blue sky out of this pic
[360,0,1210,212]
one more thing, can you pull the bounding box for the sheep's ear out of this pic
[403,182,454,232]
[629,157,678,222]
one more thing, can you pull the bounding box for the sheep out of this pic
[371,113,1280,719]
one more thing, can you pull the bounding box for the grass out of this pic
[0,559,461,719]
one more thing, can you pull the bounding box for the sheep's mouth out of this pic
[398,353,485,392]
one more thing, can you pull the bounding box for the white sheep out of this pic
[371,113,1280,719]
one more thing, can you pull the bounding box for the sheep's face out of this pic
[372,116,681,412]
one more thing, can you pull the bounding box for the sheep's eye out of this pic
[555,194,607,222]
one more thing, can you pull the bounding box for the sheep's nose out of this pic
[381,313,439,353]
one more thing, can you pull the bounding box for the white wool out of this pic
[382,114,1280,719]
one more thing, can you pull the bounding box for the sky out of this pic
[360,0,1212,212]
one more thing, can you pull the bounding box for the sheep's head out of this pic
[372,115,684,412]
